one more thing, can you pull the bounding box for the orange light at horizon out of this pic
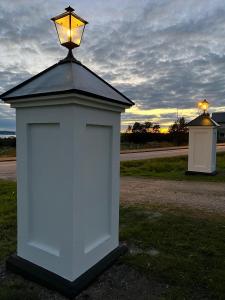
[160,128,169,133]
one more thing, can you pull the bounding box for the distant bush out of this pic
[121,132,188,146]
[0,137,16,148]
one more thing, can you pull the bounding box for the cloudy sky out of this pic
[1,0,225,131]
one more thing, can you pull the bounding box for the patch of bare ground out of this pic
[77,263,166,300]
[121,177,225,216]
[2,263,166,300]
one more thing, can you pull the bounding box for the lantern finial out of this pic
[65,6,75,12]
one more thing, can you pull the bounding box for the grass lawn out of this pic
[120,142,176,151]
[0,180,17,262]
[1,180,225,299]
[0,147,16,158]
[120,204,225,299]
[121,152,225,182]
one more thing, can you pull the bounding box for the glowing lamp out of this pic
[51,6,88,50]
[198,99,209,114]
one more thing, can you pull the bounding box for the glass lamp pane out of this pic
[70,15,85,46]
[55,15,70,44]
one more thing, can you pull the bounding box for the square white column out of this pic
[1,59,133,297]
[188,126,217,174]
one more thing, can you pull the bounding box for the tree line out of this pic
[121,117,188,146]
[0,137,16,147]
[126,122,161,134]
[0,118,188,148]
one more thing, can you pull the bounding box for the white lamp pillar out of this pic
[187,114,219,175]
[1,7,134,297]
[1,60,133,298]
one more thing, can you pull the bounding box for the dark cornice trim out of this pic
[2,88,133,107]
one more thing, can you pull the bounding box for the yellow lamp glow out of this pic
[51,6,88,50]
[198,99,209,114]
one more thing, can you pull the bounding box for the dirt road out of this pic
[1,144,225,180]
[121,177,225,215]
[0,160,16,181]
[121,144,225,161]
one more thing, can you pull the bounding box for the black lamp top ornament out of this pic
[65,6,75,12]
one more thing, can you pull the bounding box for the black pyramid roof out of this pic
[1,60,134,107]
[187,114,219,127]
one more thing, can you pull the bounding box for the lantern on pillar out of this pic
[51,6,88,62]
[52,6,88,49]
[186,100,219,175]
[198,99,209,115]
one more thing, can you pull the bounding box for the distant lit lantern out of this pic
[198,99,209,115]
[51,6,88,53]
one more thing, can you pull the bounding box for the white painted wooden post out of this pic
[1,61,133,297]
[187,114,219,175]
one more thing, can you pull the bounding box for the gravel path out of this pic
[121,177,225,215]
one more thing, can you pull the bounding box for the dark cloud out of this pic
[1,0,225,130]
[80,0,225,115]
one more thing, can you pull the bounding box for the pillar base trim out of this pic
[185,170,217,176]
[6,244,127,299]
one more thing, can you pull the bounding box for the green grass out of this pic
[121,152,225,182]
[0,279,40,300]
[121,142,176,151]
[120,204,225,299]
[0,180,41,300]
[0,147,16,158]
[0,180,17,262]
[1,180,225,299]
